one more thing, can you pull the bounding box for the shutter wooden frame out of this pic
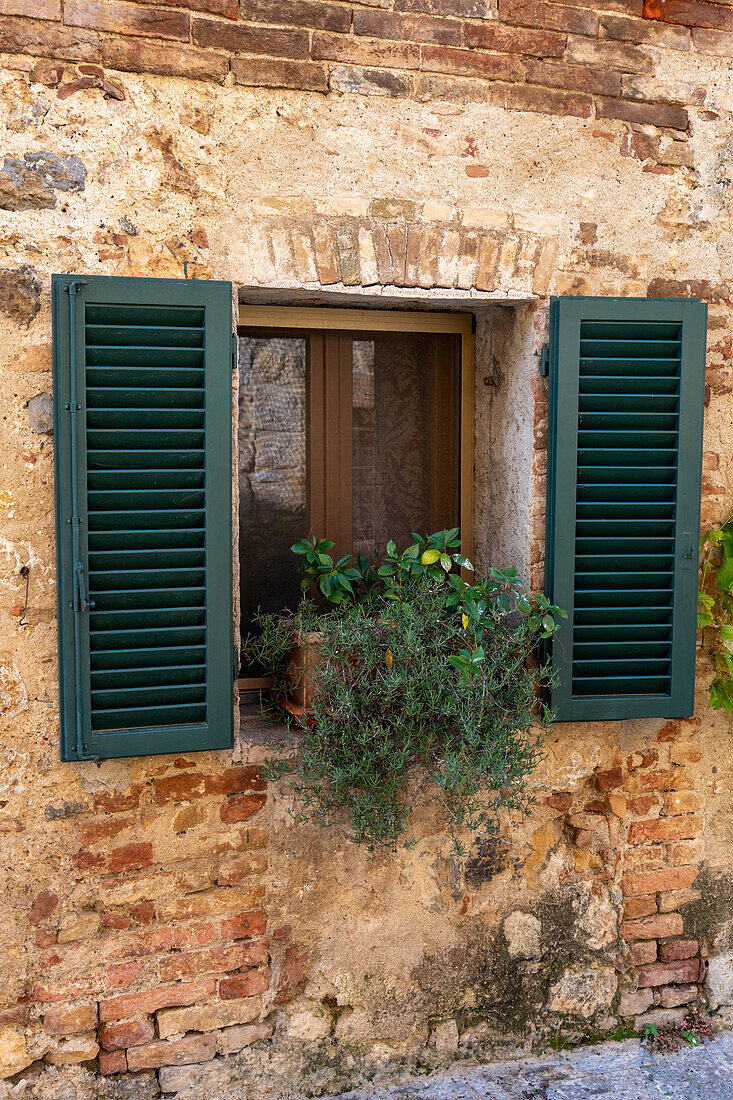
[53,275,234,760]
[546,295,707,722]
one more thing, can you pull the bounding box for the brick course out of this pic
[0,0,724,128]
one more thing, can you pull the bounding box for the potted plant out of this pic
[244,529,566,851]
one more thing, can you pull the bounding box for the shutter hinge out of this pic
[232,334,238,373]
[539,344,549,377]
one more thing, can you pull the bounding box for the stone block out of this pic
[218,1022,273,1054]
[503,911,542,959]
[44,1031,99,1065]
[547,967,617,1018]
[126,1033,217,1071]
[618,989,653,1017]
[157,996,262,1039]
[707,952,733,1010]
[28,392,53,432]
[0,1028,32,1079]
[660,984,698,1007]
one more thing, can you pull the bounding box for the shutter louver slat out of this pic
[85,304,207,736]
[54,275,233,760]
[546,297,707,722]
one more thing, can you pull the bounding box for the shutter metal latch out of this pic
[75,561,95,613]
[682,532,695,561]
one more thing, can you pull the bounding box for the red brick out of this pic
[660,983,698,1007]
[668,838,705,865]
[108,843,153,874]
[354,8,460,44]
[78,817,133,847]
[0,16,100,60]
[624,896,657,919]
[490,81,593,118]
[543,793,573,812]
[220,911,267,942]
[100,979,216,1022]
[662,791,702,815]
[0,0,60,16]
[499,0,597,35]
[275,945,306,1004]
[628,817,702,845]
[165,0,238,13]
[595,96,689,131]
[394,0,493,14]
[173,921,217,950]
[100,35,228,80]
[34,930,57,947]
[43,1003,97,1036]
[643,0,733,31]
[126,1032,216,1071]
[154,767,265,805]
[129,902,155,925]
[29,891,58,925]
[192,15,308,57]
[220,794,267,825]
[628,794,660,815]
[625,769,688,794]
[158,887,263,924]
[618,989,653,1016]
[464,21,565,56]
[622,912,683,941]
[65,0,189,39]
[601,11,691,47]
[659,938,698,962]
[230,57,328,91]
[99,1017,154,1051]
[626,847,665,874]
[525,58,622,96]
[103,913,132,931]
[103,959,143,990]
[636,958,700,987]
[421,44,526,81]
[242,0,349,31]
[160,940,269,983]
[34,979,97,1003]
[99,1049,127,1075]
[106,926,173,959]
[595,766,623,791]
[74,850,105,871]
[623,865,698,897]
[219,968,269,999]
[565,33,654,70]
[311,30,420,68]
[629,940,657,966]
[93,786,144,813]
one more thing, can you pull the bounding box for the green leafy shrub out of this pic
[246,531,566,852]
[698,519,733,710]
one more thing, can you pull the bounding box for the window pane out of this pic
[238,336,306,643]
[352,333,460,559]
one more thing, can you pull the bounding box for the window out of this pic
[51,279,707,760]
[236,308,474,674]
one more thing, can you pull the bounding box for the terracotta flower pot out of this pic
[276,630,322,727]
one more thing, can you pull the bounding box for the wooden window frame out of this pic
[237,306,475,568]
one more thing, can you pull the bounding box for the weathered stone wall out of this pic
[1,5,733,1095]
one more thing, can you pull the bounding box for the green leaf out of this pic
[440,553,452,572]
[421,549,440,565]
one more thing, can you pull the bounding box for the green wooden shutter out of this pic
[53,275,234,760]
[546,295,707,721]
